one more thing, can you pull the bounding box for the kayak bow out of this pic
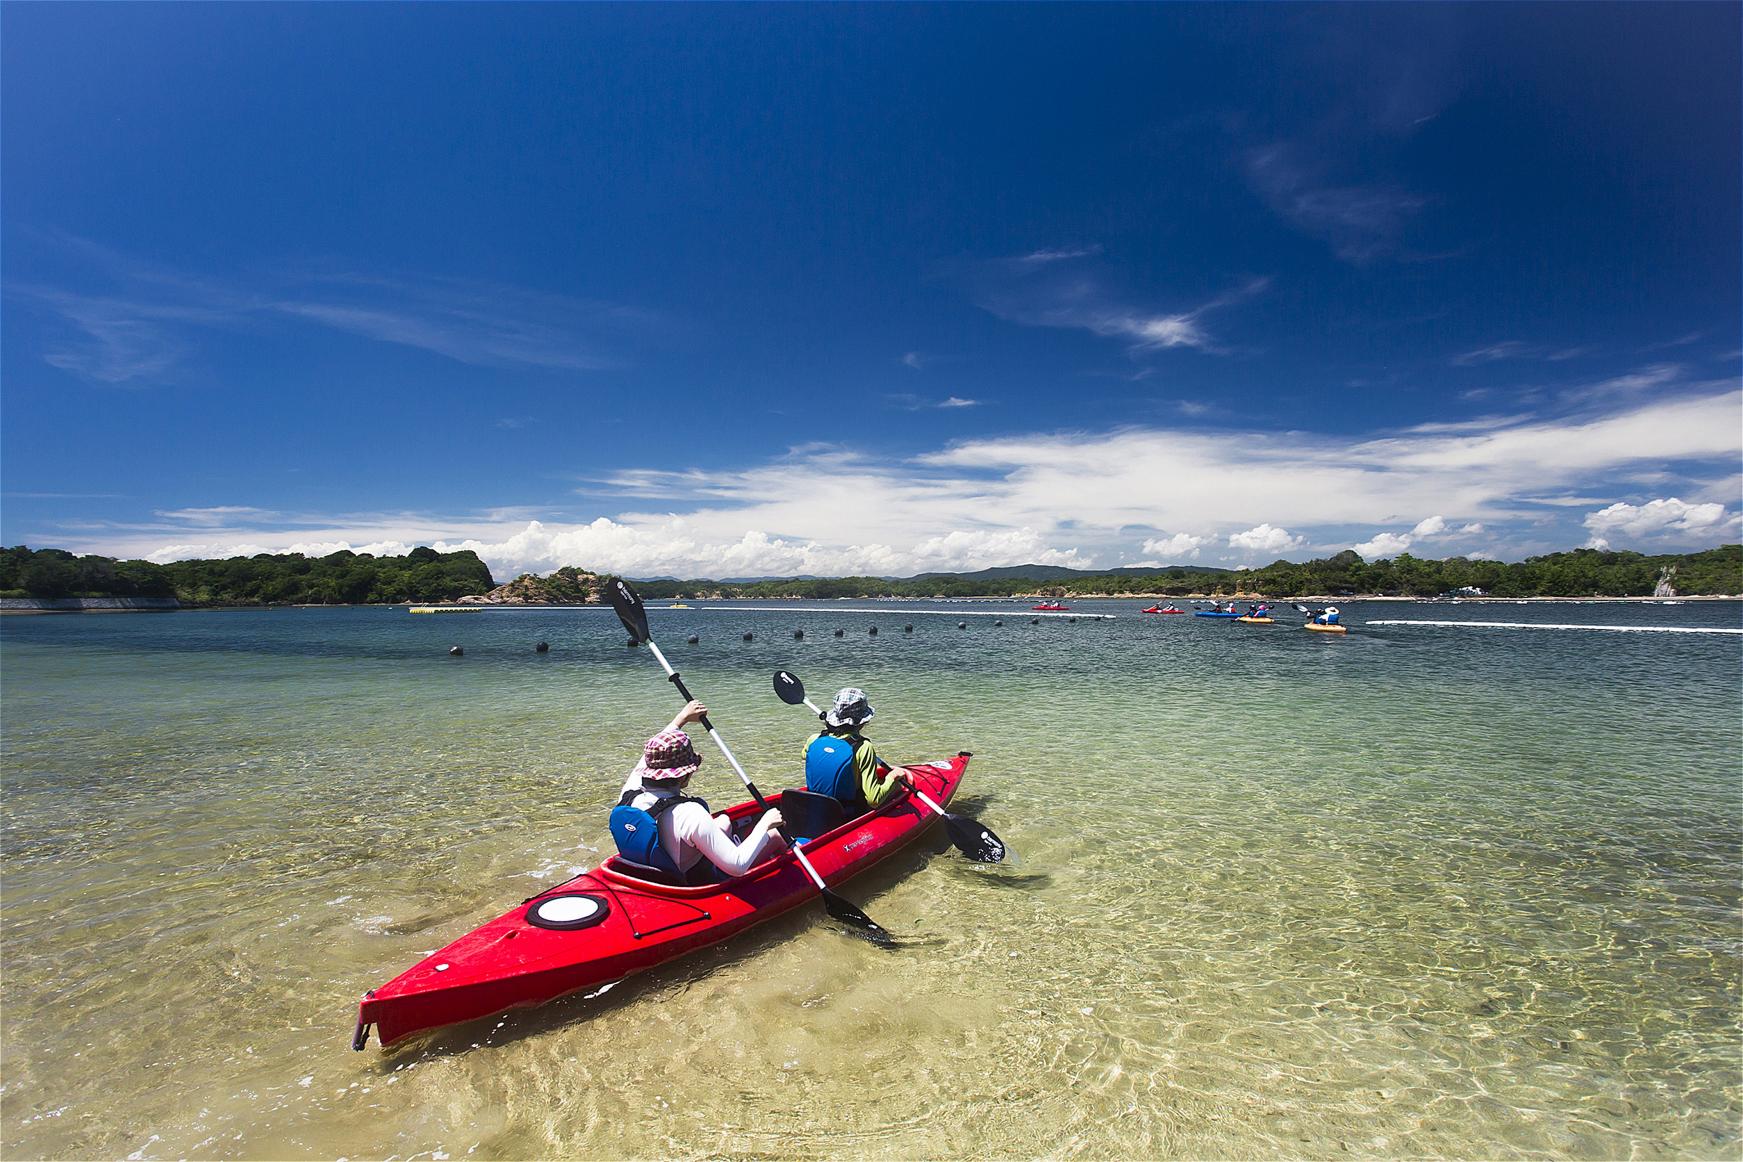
[352,753,972,1049]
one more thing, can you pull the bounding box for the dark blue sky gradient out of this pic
[3,3,1738,573]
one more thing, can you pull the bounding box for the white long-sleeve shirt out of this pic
[618,774,783,876]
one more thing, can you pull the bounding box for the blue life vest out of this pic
[610,790,705,874]
[804,733,863,811]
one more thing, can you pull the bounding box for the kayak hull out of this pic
[1234,616,1275,624]
[1194,611,1240,618]
[1305,623,1348,634]
[1032,604,1069,611]
[354,753,971,1049]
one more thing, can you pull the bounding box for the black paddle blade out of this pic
[821,889,894,946]
[773,669,807,705]
[944,813,1007,863]
[607,578,649,644]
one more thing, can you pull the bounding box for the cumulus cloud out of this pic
[1353,513,1487,559]
[1582,498,1736,542]
[1354,531,1414,558]
[1228,524,1304,556]
[1141,533,1210,560]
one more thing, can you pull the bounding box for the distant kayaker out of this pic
[1311,605,1341,625]
[613,700,785,881]
[803,687,896,815]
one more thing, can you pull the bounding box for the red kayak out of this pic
[1141,606,1185,614]
[1032,602,1069,611]
[352,753,972,1049]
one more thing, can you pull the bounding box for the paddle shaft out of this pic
[639,641,839,896]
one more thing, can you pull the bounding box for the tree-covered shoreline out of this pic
[1,543,1737,605]
[0,546,493,606]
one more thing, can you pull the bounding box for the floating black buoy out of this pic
[868,626,878,636]
[904,624,913,633]
[958,621,967,629]
[534,641,549,653]
[687,635,699,645]
[449,645,463,656]
[743,632,753,642]
[1071,617,1078,623]
[794,629,804,639]
[1031,618,1039,625]
[994,620,1002,627]
[834,628,845,637]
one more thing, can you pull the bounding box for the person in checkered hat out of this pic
[616,700,785,879]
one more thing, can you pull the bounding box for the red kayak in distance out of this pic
[1032,602,1070,611]
[1141,606,1185,614]
[352,753,973,1050]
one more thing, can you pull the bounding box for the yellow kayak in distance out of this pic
[1235,616,1275,624]
[1305,622,1349,634]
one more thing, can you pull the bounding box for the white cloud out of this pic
[938,396,979,409]
[1410,515,1447,537]
[1354,531,1415,559]
[970,248,1265,356]
[1228,524,1304,556]
[1582,498,1736,541]
[57,378,1743,578]
[1141,533,1210,560]
[901,351,925,370]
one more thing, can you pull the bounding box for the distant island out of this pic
[2,543,1738,607]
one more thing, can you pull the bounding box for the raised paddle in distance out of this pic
[607,579,893,945]
[773,669,1006,863]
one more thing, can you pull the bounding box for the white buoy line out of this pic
[1368,619,1742,635]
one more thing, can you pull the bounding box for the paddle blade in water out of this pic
[773,670,807,705]
[821,890,894,947]
[608,579,649,644]
[945,814,1007,863]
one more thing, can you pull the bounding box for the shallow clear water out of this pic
[3,600,1739,1159]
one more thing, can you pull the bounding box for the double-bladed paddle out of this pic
[606,578,893,946]
[772,669,1006,863]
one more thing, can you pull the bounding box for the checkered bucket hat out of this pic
[825,687,874,728]
[634,728,703,782]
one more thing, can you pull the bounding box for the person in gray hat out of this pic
[801,687,895,816]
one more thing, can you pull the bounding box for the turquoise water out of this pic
[3,600,1739,1159]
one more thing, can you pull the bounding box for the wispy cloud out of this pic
[10,238,652,384]
[1245,144,1424,263]
[970,247,1267,356]
[1451,340,1596,367]
[883,393,982,411]
[155,505,278,527]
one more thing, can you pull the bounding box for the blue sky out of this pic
[3,3,1738,580]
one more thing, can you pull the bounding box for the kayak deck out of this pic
[353,753,971,1049]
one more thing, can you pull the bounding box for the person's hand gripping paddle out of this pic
[773,669,1006,863]
[607,579,893,945]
